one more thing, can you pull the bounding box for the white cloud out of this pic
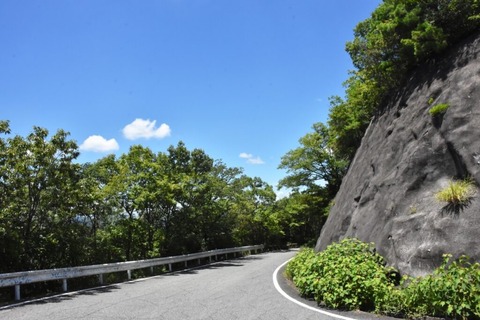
[239,152,252,159]
[239,152,265,165]
[122,118,171,140]
[80,135,119,152]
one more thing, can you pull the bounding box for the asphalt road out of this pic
[0,251,395,320]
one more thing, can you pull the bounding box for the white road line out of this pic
[272,258,358,320]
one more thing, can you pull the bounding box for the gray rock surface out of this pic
[315,31,480,277]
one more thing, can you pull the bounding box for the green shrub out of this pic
[314,239,395,311]
[374,283,406,318]
[435,179,476,206]
[429,103,450,116]
[287,238,395,311]
[285,247,319,297]
[402,255,480,319]
[288,240,480,319]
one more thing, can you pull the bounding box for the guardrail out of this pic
[0,244,264,301]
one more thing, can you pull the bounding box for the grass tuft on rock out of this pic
[429,103,450,116]
[435,179,476,205]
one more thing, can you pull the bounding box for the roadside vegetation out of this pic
[286,239,480,319]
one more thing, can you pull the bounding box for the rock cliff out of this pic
[315,31,480,277]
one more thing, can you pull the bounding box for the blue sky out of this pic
[0,0,381,193]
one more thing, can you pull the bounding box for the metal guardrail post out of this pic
[62,279,68,292]
[15,284,20,301]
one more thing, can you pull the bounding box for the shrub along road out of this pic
[0,251,396,320]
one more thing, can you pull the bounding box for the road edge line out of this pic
[272,258,358,320]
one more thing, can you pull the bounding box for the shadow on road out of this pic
[157,254,266,277]
[1,285,121,310]
[1,253,267,309]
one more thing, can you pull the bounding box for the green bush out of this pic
[287,238,395,311]
[429,103,450,116]
[435,179,476,205]
[401,255,480,319]
[288,240,480,319]
[285,247,319,297]
[314,239,395,311]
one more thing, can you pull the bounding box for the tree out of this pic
[79,155,121,263]
[335,0,480,167]
[164,142,241,253]
[231,176,279,247]
[274,191,332,246]
[279,122,347,197]
[278,122,348,245]
[0,124,84,271]
[188,160,241,251]
[110,145,165,260]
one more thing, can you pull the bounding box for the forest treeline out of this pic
[0,120,322,273]
[279,0,480,226]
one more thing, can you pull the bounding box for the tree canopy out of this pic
[330,0,480,162]
[0,121,292,275]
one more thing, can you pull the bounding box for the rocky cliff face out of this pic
[315,31,480,277]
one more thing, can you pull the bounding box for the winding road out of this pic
[0,251,394,320]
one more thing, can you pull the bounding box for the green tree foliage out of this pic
[329,0,480,164]
[338,0,480,153]
[231,176,279,247]
[0,121,85,271]
[347,0,480,90]
[1,124,298,274]
[278,122,347,245]
[274,192,332,247]
[279,122,347,196]
[79,155,122,263]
